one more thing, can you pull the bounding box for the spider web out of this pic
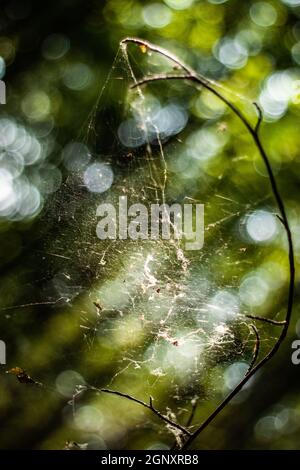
[36,41,288,443]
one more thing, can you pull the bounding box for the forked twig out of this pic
[119,37,295,450]
[246,314,287,326]
[120,37,194,75]
[186,398,198,428]
[170,398,199,450]
[253,102,263,133]
[81,385,191,436]
[246,325,260,374]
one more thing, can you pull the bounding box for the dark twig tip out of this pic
[253,101,263,133]
[245,314,287,326]
[276,214,286,227]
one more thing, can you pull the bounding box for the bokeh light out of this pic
[187,126,227,161]
[142,3,172,29]
[74,406,104,432]
[164,0,194,9]
[56,370,85,398]
[214,37,248,69]
[83,162,114,193]
[118,118,147,148]
[62,142,91,172]
[246,210,278,243]
[42,33,70,60]
[250,2,277,28]
[21,91,51,121]
[208,290,240,322]
[62,63,94,91]
[239,275,270,307]
[281,0,300,6]
[259,70,298,120]
[224,362,249,390]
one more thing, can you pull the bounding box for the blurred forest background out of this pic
[1,0,300,450]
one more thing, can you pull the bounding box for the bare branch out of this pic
[120,37,193,75]
[88,386,191,436]
[130,73,194,89]
[119,37,295,451]
[253,102,263,133]
[246,314,286,326]
[186,398,198,428]
[276,214,286,227]
[246,325,260,375]
[123,37,254,134]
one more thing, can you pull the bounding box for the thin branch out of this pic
[130,73,193,89]
[276,214,285,226]
[88,386,191,436]
[246,325,260,375]
[120,37,295,450]
[120,37,193,75]
[131,73,254,137]
[253,102,263,133]
[186,399,198,427]
[245,314,286,326]
[170,399,199,450]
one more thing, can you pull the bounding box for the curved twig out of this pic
[88,386,191,436]
[253,102,263,133]
[246,325,260,374]
[245,314,286,326]
[120,37,193,75]
[120,37,295,450]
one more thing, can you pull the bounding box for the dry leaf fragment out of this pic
[6,367,35,384]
